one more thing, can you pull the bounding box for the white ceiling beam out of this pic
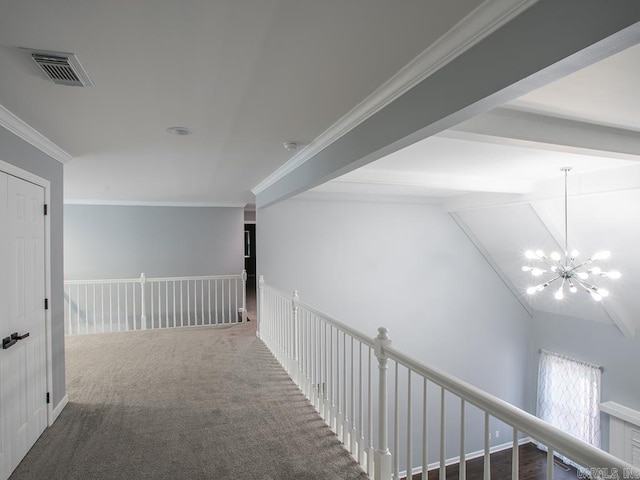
[256,2,640,208]
[444,164,640,212]
[443,107,640,161]
[336,169,531,194]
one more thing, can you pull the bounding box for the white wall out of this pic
[64,205,244,279]
[257,195,533,462]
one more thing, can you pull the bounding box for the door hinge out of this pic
[44,298,49,310]
[46,392,50,404]
[43,204,48,215]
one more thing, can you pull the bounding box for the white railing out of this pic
[258,277,634,480]
[64,271,247,335]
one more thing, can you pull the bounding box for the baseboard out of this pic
[50,394,69,425]
[402,436,533,478]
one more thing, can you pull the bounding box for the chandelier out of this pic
[523,167,620,301]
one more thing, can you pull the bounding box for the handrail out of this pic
[384,343,631,471]
[64,273,242,285]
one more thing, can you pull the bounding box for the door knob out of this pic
[10,332,29,341]
[2,336,17,349]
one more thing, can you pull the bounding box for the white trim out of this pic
[0,105,72,164]
[601,402,640,427]
[63,199,246,208]
[0,159,55,429]
[292,189,443,206]
[402,437,533,479]
[251,0,539,195]
[51,395,69,425]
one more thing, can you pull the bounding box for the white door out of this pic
[0,172,47,480]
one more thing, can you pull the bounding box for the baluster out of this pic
[124,282,128,331]
[374,327,392,480]
[156,280,162,328]
[92,284,96,333]
[173,281,177,327]
[407,370,412,480]
[440,388,446,480]
[512,428,519,480]
[132,282,136,331]
[350,336,357,454]
[167,281,170,328]
[342,331,348,445]
[215,278,219,324]
[358,341,365,465]
[207,279,212,325]
[329,325,335,431]
[460,399,466,480]
[291,290,299,384]
[241,270,247,322]
[101,283,105,333]
[109,283,113,332]
[85,283,89,333]
[547,447,554,480]
[77,284,81,334]
[394,362,399,480]
[140,274,146,330]
[187,280,191,325]
[422,378,428,480]
[117,283,121,332]
[228,278,232,321]
[367,346,374,476]
[484,412,490,480]
[180,280,184,328]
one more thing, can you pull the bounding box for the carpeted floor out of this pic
[10,323,368,480]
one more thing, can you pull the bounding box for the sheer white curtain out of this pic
[537,350,602,464]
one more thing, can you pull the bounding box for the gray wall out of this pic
[64,205,244,279]
[531,311,640,452]
[257,195,533,463]
[0,127,65,408]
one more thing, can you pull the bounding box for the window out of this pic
[537,350,602,464]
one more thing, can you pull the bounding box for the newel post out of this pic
[139,273,147,330]
[291,290,300,383]
[374,327,392,480]
[257,275,265,338]
[241,270,247,322]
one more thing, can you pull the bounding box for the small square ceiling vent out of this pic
[26,49,94,87]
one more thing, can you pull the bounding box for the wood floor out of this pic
[408,443,578,480]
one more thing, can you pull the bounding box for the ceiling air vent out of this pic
[27,49,94,87]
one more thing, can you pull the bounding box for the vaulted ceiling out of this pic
[1,1,639,336]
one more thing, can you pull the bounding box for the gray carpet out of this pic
[11,323,368,480]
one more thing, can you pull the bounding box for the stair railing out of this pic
[64,271,247,335]
[258,276,634,480]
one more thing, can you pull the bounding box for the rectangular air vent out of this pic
[27,49,94,87]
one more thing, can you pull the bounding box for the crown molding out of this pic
[252,0,539,196]
[63,199,246,208]
[0,105,73,164]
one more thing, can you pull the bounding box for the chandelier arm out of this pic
[566,259,593,274]
[542,274,563,288]
[575,277,598,292]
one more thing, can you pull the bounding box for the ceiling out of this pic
[0,0,484,205]
[1,1,639,335]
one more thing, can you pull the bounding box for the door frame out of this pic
[0,158,56,427]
